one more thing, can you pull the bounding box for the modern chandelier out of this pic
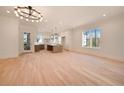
[14,6,43,22]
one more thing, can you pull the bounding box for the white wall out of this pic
[60,31,72,50]
[70,13,124,61]
[0,16,19,58]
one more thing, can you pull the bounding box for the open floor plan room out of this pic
[0,6,124,85]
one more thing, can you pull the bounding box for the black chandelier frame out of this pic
[14,6,43,21]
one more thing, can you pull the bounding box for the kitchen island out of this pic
[47,44,63,53]
[34,44,45,52]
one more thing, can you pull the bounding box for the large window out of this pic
[82,28,101,48]
[23,32,31,50]
[35,32,44,44]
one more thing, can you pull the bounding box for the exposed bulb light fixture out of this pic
[26,19,29,21]
[36,20,39,22]
[16,14,19,17]
[32,20,34,22]
[14,6,43,23]
[45,19,48,22]
[6,10,10,13]
[103,14,106,17]
[40,17,43,22]
[20,16,23,19]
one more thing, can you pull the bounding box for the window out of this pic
[82,28,101,48]
[35,32,44,44]
[23,32,31,50]
[50,33,61,44]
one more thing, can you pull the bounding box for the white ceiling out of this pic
[0,6,124,32]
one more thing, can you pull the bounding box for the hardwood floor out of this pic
[0,50,124,85]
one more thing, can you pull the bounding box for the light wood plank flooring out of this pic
[0,50,124,85]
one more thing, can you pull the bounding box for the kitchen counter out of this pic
[34,44,45,52]
[47,44,63,53]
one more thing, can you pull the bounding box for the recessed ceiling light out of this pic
[103,14,106,17]
[6,10,10,13]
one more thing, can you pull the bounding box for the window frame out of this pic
[82,28,101,49]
